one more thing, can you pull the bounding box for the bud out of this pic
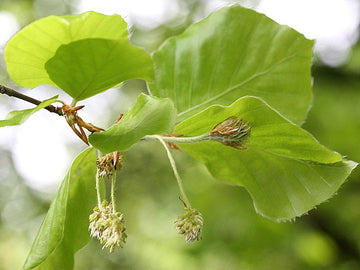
[175,207,203,243]
[209,116,251,149]
[89,201,127,252]
[62,104,103,145]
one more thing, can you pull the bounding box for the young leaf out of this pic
[5,12,153,101]
[23,148,97,270]
[89,93,177,153]
[151,5,313,125]
[0,96,58,127]
[175,96,358,221]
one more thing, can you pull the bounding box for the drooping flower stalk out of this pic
[155,135,192,208]
[155,135,204,243]
[89,152,127,252]
[95,172,102,209]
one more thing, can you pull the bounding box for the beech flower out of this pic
[89,201,127,252]
[175,207,203,243]
[209,116,251,149]
[96,153,115,178]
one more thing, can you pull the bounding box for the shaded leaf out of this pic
[24,148,97,270]
[89,94,177,153]
[5,12,153,100]
[175,96,357,220]
[0,96,58,127]
[151,5,313,124]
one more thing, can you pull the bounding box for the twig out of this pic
[0,85,63,116]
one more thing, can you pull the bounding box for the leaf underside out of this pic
[175,96,357,220]
[24,148,97,270]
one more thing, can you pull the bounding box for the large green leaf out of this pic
[24,148,97,270]
[89,94,177,153]
[175,96,357,220]
[5,12,153,101]
[0,96,58,127]
[151,5,313,125]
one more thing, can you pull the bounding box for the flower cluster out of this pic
[175,207,203,243]
[89,201,127,252]
[96,153,115,178]
[209,116,251,149]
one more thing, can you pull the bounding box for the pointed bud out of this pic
[209,116,251,149]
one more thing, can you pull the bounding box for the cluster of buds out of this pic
[96,152,125,178]
[175,207,203,243]
[96,153,115,178]
[209,116,251,149]
[89,201,127,252]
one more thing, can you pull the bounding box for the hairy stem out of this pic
[0,85,63,116]
[111,170,117,213]
[144,133,210,144]
[95,172,102,209]
[155,135,192,208]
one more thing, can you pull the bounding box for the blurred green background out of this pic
[0,0,359,269]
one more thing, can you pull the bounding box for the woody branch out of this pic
[0,84,63,116]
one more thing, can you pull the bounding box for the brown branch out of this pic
[0,85,63,116]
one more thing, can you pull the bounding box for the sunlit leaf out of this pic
[175,96,357,220]
[5,12,153,100]
[89,94,177,153]
[0,96,58,127]
[151,5,313,124]
[23,148,97,270]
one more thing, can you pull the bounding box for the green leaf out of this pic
[24,148,97,270]
[5,12,154,101]
[175,96,357,220]
[89,93,177,153]
[151,5,313,125]
[0,96,58,127]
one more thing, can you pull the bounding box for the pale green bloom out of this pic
[175,207,203,243]
[89,201,127,252]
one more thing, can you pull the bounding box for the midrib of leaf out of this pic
[262,146,340,190]
[177,48,308,119]
[249,144,339,168]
